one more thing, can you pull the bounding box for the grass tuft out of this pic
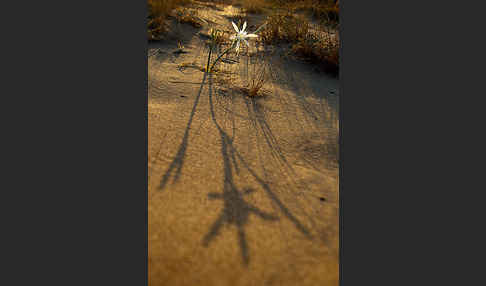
[174,7,203,28]
[241,64,269,97]
[291,29,339,75]
[259,11,339,75]
[147,0,191,40]
[236,0,267,14]
[260,12,310,44]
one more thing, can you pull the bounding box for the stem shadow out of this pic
[159,72,207,190]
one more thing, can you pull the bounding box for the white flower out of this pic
[229,21,258,55]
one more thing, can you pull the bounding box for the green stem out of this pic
[208,42,236,72]
[206,44,213,73]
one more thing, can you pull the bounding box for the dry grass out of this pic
[269,0,339,25]
[208,28,230,46]
[241,63,269,97]
[148,0,339,40]
[291,29,339,75]
[260,12,310,44]
[173,7,203,28]
[178,62,207,73]
[234,0,268,14]
[292,0,339,23]
[148,0,339,74]
[178,61,229,74]
[259,11,339,75]
[196,0,233,4]
[148,0,191,40]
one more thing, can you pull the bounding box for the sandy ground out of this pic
[148,2,339,286]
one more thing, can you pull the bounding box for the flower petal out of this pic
[245,34,258,38]
[242,21,247,33]
[244,39,249,47]
[232,21,239,33]
[230,35,236,40]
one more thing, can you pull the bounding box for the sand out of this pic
[148,2,339,285]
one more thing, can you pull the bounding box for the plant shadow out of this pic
[202,73,312,266]
[158,72,207,190]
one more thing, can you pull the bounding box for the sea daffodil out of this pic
[230,21,258,55]
[206,21,266,72]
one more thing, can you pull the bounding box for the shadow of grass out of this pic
[202,73,312,265]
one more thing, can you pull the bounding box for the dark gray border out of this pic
[2,1,147,285]
[339,0,482,285]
